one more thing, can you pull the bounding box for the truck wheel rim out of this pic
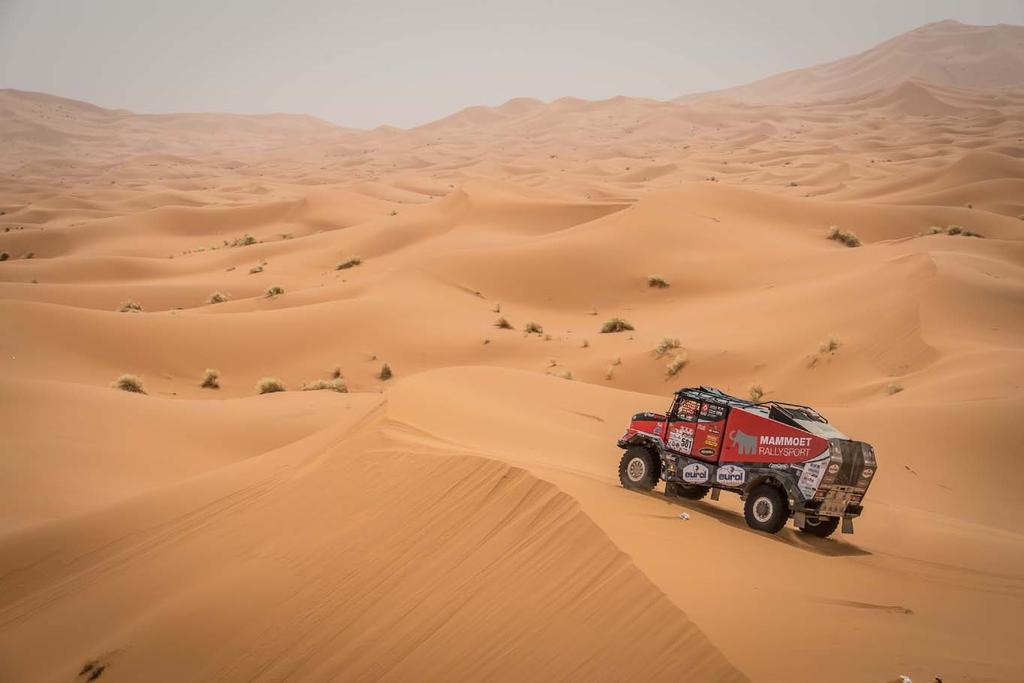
[753,497,774,522]
[627,457,646,482]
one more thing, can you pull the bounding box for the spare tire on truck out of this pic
[618,446,659,491]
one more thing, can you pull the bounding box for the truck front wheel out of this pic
[743,485,788,533]
[619,446,659,491]
[800,516,840,538]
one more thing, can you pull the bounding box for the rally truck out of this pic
[616,386,876,537]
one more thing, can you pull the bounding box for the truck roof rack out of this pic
[674,386,829,423]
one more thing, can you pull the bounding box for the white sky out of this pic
[1,0,1021,128]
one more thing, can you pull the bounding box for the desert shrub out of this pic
[558,369,574,380]
[928,226,945,235]
[581,338,589,348]
[336,256,362,270]
[749,384,764,402]
[495,317,514,329]
[655,337,681,357]
[947,225,963,235]
[113,374,145,393]
[611,356,622,366]
[265,286,285,298]
[201,368,220,389]
[647,275,670,289]
[302,378,348,393]
[493,303,501,313]
[827,226,861,247]
[233,234,257,247]
[0,252,8,261]
[378,363,393,380]
[249,265,264,274]
[666,353,688,376]
[820,335,841,353]
[523,321,543,334]
[208,291,228,304]
[119,301,143,313]
[960,229,983,238]
[389,210,398,216]
[257,377,286,394]
[886,382,904,395]
[601,317,634,333]
[331,366,343,379]
[24,252,34,259]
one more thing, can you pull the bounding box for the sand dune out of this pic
[2,19,1024,683]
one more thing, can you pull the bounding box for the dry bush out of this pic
[827,226,861,247]
[249,265,264,274]
[886,382,904,395]
[257,377,286,394]
[495,317,513,329]
[749,384,764,402]
[378,363,393,380]
[119,301,143,313]
[331,366,343,379]
[113,374,145,393]
[655,337,681,357]
[336,257,362,270]
[201,368,220,389]
[302,378,348,393]
[601,317,634,333]
[265,286,285,298]
[558,369,574,380]
[232,234,257,247]
[523,321,543,334]
[647,275,670,289]
[665,352,688,376]
[581,338,589,348]
[208,291,228,304]
[0,252,9,261]
[820,335,841,353]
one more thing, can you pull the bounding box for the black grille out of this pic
[833,441,865,486]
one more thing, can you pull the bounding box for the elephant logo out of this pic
[728,429,758,456]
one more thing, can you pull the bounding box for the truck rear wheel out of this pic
[743,485,788,534]
[666,481,709,500]
[800,516,840,538]
[619,446,659,491]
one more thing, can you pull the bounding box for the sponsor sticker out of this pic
[827,463,840,474]
[653,423,664,434]
[667,425,695,454]
[768,463,789,471]
[704,434,720,448]
[797,453,830,498]
[716,464,746,486]
[681,462,710,484]
[861,468,874,478]
[699,447,716,457]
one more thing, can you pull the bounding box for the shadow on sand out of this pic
[634,488,872,558]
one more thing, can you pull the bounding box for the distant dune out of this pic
[1,20,1023,683]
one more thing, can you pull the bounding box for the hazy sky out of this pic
[1,0,1021,128]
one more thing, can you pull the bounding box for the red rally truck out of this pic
[616,386,877,537]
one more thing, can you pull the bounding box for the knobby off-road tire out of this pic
[666,481,710,500]
[619,446,659,491]
[800,516,840,538]
[743,484,789,533]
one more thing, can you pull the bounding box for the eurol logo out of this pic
[861,468,874,478]
[716,464,745,485]
[681,462,709,484]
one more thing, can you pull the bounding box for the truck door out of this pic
[693,401,728,461]
[664,396,699,456]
